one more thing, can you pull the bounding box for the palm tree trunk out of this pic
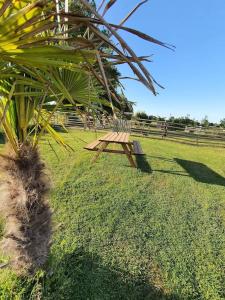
[0,144,52,274]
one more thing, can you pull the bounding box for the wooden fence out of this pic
[50,112,225,148]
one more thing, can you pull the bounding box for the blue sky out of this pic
[96,0,225,122]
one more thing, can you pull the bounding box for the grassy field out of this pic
[0,129,225,300]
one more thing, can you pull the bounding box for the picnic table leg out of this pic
[122,144,137,168]
[127,142,134,154]
[92,141,109,163]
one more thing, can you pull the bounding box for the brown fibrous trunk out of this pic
[0,143,52,275]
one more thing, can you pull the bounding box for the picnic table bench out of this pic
[84,132,144,168]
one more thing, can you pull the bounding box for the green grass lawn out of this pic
[0,129,225,300]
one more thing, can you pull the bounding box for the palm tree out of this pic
[0,0,171,274]
[0,0,100,274]
[1,68,107,272]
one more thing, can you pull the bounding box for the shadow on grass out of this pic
[153,169,189,176]
[136,156,188,177]
[146,155,174,163]
[51,125,68,133]
[136,156,225,186]
[175,158,225,187]
[42,248,181,300]
[136,155,153,173]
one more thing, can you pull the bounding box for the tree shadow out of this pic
[175,158,225,186]
[43,248,181,300]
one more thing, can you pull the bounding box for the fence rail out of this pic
[50,112,225,148]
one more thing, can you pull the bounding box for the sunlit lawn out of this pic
[0,129,225,300]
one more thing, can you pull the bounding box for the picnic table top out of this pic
[99,132,130,144]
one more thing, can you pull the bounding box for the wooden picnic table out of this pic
[84,132,144,168]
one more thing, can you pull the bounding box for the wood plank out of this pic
[120,132,126,143]
[121,133,125,142]
[109,132,118,141]
[102,149,127,154]
[101,132,114,141]
[133,141,144,155]
[92,141,109,163]
[127,142,134,152]
[117,132,127,143]
[117,132,129,143]
[123,133,129,143]
[137,142,143,154]
[122,144,137,168]
[112,132,119,142]
[115,132,123,142]
[121,133,126,143]
[133,140,144,155]
[84,140,101,150]
[105,132,120,142]
[99,132,115,142]
[85,147,130,155]
[107,132,117,141]
[99,131,130,143]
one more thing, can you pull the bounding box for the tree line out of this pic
[135,112,225,128]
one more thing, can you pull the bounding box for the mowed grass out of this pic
[0,129,225,300]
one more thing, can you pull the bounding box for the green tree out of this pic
[220,118,225,128]
[135,111,149,119]
[0,0,168,274]
[201,115,209,128]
